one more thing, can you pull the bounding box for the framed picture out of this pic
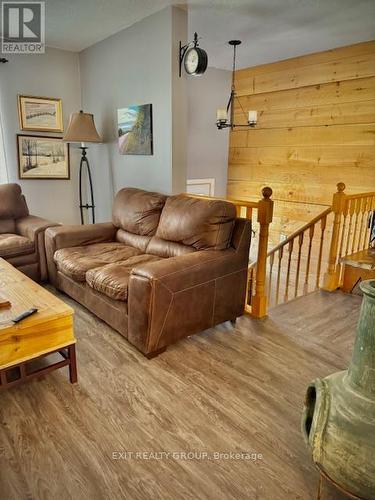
[117,104,153,155]
[17,134,70,180]
[18,95,63,132]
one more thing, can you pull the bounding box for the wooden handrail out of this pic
[249,206,332,308]
[345,191,375,200]
[250,207,332,266]
[186,187,274,318]
[186,194,259,209]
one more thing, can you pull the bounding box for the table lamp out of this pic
[63,110,102,224]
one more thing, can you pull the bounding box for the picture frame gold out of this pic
[18,95,63,133]
[17,134,70,180]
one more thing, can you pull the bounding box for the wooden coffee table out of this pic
[0,258,77,390]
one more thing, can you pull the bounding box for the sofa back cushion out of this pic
[112,187,166,236]
[146,236,196,258]
[0,219,16,234]
[115,228,152,253]
[0,183,29,220]
[156,194,236,251]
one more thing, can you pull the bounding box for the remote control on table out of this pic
[12,307,38,324]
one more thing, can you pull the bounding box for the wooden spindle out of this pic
[268,253,275,305]
[357,197,366,252]
[316,213,327,289]
[284,239,294,303]
[246,207,253,220]
[345,198,355,256]
[351,197,361,254]
[294,232,304,298]
[304,224,315,293]
[338,199,349,260]
[275,247,283,306]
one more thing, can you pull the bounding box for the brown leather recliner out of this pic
[0,183,59,281]
[45,187,252,357]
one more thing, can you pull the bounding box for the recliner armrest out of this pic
[16,215,60,281]
[45,222,116,285]
[16,215,60,242]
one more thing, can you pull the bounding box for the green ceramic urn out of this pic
[302,280,375,499]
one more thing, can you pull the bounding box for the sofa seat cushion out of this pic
[0,234,34,258]
[86,254,163,301]
[54,242,142,282]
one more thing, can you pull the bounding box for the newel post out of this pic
[251,187,273,318]
[322,182,347,291]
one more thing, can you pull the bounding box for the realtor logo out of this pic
[1,1,45,53]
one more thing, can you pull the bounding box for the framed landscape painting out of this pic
[18,95,63,132]
[117,104,153,155]
[17,135,70,180]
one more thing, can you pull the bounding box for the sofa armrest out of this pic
[128,244,249,356]
[45,222,116,285]
[16,215,60,281]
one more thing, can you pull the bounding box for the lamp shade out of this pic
[63,110,102,143]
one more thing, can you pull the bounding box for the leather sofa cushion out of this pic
[86,254,162,301]
[112,187,166,236]
[116,228,151,252]
[0,184,29,220]
[0,234,34,258]
[0,219,16,234]
[156,195,236,251]
[54,242,142,282]
[146,236,196,258]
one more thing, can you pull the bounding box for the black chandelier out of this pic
[216,40,257,130]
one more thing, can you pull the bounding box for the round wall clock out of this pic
[184,46,208,76]
[179,32,208,77]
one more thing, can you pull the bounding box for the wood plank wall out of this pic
[227,40,375,249]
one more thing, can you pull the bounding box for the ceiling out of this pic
[43,0,375,70]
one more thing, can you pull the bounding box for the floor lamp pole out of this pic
[79,146,95,225]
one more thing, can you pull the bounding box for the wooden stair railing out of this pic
[186,187,274,319]
[322,183,375,291]
[189,182,374,318]
[248,207,332,310]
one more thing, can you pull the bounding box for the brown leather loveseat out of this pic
[0,183,58,281]
[45,188,251,357]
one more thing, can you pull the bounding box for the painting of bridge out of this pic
[18,95,63,132]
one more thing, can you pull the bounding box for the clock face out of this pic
[184,48,199,74]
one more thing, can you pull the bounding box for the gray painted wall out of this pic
[0,48,81,223]
[79,6,187,222]
[0,10,228,226]
[187,67,231,197]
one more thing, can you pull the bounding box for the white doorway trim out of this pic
[186,178,215,196]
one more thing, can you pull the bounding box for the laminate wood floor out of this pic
[0,288,362,500]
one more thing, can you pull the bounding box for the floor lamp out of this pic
[63,110,102,224]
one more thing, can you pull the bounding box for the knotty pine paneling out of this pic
[227,40,375,246]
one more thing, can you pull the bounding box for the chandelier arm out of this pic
[235,95,248,119]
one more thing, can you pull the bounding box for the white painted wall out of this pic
[79,6,188,221]
[0,48,81,223]
[187,67,231,196]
